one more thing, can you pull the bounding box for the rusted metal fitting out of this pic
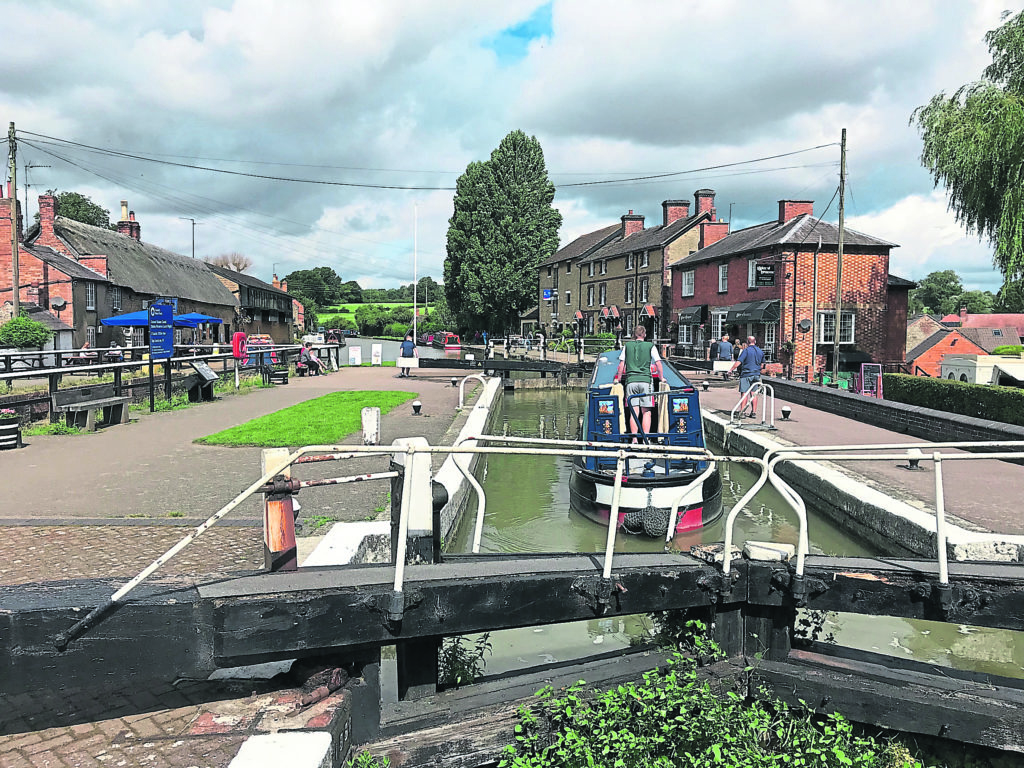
[259,475,301,496]
[596,577,614,613]
[933,583,953,613]
[790,574,807,607]
[386,590,405,625]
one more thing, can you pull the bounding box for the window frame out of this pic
[640,277,649,303]
[680,270,695,297]
[600,260,607,275]
[565,290,571,306]
[588,262,595,277]
[625,253,634,270]
[747,259,758,289]
[678,323,693,344]
[111,285,122,311]
[718,263,729,293]
[817,311,855,345]
[640,251,649,268]
[625,280,634,304]
[85,282,97,310]
[587,285,594,307]
[599,283,607,305]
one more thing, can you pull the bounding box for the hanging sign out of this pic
[755,263,776,287]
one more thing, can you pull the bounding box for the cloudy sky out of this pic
[1,0,1016,292]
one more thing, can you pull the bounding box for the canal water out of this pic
[448,388,1024,682]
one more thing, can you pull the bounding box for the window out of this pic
[599,283,607,305]
[142,299,150,309]
[641,252,649,268]
[565,290,571,306]
[712,311,728,339]
[86,326,95,346]
[547,266,552,277]
[131,327,144,347]
[174,327,183,344]
[86,282,96,310]
[566,262,571,274]
[625,280,634,304]
[111,286,122,311]
[764,322,776,351]
[588,262,595,277]
[748,259,758,289]
[600,260,607,275]
[640,277,649,303]
[678,323,693,344]
[718,263,729,292]
[818,311,855,344]
[993,329,1003,337]
[587,286,594,307]
[588,314,595,333]
[625,253,634,270]
[680,270,695,297]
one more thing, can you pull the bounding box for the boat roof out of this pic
[588,349,693,390]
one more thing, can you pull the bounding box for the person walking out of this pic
[717,334,733,380]
[612,325,663,441]
[397,331,418,378]
[731,335,766,417]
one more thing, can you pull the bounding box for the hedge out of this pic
[992,344,1023,356]
[882,373,1024,427]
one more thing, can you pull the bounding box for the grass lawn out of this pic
[196,390,417,447]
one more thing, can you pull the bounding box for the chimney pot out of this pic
[120,201,129,221]
[662,199,691,226]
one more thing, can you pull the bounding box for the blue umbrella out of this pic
[100,310,199,327]
[175,312,224,324]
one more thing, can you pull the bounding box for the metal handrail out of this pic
[458,374,488,409]
[729,381,775,426]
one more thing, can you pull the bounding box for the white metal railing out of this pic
[458,374,488,409]
[729,381,775,427]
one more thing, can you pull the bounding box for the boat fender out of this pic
[232,332,248,359]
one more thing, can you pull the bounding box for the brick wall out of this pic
[768,377,1024,447]
[910,331,986,377]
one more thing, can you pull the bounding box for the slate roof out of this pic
[31,218,237,307]
[887,274,916,289]
[23,243,109,282]
[540,224,619,268]
[206,264,291,299]
[960,327,1021,351]
[906,329,950,361]
[960,313,1024,338]
[23,303,72,332]
[678,213,897,267]
[578,212,709,265]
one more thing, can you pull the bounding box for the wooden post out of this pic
[163,361,172,401]
[47,371,58,423]
[261,447,297,572]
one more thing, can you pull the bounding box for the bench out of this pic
[262,365,289,385]
[51,383,131,431]
[295,361,308,377]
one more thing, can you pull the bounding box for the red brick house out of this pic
[670,198,913,373]
[1,193,238,347]
[906,329,987,378]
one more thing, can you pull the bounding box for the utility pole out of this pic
[179,217,197,258]
[8,122,19,318]
[413,204,418,340]
[23,163,50,226]
[831,128,847,385]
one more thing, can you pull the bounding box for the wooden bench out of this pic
[262,365,289,385]
[51,383,131,431]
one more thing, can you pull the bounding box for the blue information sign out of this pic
[542,289,553,300]
[148,303,174,360]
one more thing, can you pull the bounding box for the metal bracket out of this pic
[259,476,302,496]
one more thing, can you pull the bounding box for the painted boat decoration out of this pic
[432,332,461,351]
[569,349,723,537]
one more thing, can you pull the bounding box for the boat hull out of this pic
[569,464,723,537]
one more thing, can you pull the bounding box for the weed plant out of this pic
[438,633,492,689]
[22,420,83,436]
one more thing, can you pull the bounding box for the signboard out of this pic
[755,263,775,287]
[371,343,383,366]
[542,289,553,300]
[148,303,174,360]
[349,347,362,366]
[190,360,219,382]
[396,356,419,368]
[157,296,179,312]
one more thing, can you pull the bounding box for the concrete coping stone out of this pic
[228,732,333,768]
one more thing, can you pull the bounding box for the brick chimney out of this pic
[272,273,281,289]
[128,210,141,241]
[662,199,690,226]
[116,200,132,238]
[699,221,730,249]
[38,194,57,240]
[694,189,716,220]
[778,200,813,224]
[621,210,644,238]
[281,279,288,293]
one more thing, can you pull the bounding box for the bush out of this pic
[882,373,1024,427]
[992,344,1023,356]
[0,316,52,348]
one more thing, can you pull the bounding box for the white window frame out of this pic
[565,290,571,306]
[678,324,693,344]
[111,286,122,311]
[588,262,595,277]
[625,253,634,270]
[748,259,758,289]
[600,260,607,275]
[718,263,729,293]
[587,286,594,307]
[640,251,649,268]
[86,326,96,346]
[640,277,649,303]
[625,280,634,304]
[599,283,607,305]
[712,311,728,339]
[680,270,695,298]
[818,311,855,344]
[764,322,777,350]
[85,282,96,310]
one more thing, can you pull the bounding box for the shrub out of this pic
[992,344,1022,356]
[882,373,1024,427]
[0,316,52,348]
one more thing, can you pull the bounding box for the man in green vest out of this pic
[613,325,663,440]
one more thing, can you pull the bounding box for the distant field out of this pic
[320,302,434,321]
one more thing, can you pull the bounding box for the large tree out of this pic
[909,270,964,314]
[444,130,561,333]
[912,10,1024,294]
[37,190,115,229]
[204,252,253,272]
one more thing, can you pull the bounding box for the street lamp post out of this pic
[179,217,197,258]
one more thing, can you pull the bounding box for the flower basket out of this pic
[0,411,21,450]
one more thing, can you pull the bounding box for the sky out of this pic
[0,0,1018,293]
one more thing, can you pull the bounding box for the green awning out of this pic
[726,300,780,324]
[677,305,705,323]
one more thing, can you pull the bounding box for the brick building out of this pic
[1,194,237,347]
[538,223,617,334]
[907,329,987,378]
[208,266,296,344]
[670,198,913,372]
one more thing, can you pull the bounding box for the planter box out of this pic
[0,417,21,449]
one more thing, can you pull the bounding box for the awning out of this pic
[837,350,873,364]
[600,306,621,320]
[176,312,224,325]
[574,310,585,321]
[726,300,781,324]
[100,310,199,328]
[677,305,705,323]
[642,304,657,318]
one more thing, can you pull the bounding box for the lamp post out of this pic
[179,217,197,258]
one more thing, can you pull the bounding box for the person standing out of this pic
[731,335,765,417]
[717,334,733,380]
[613,325,663,441]
[398,331,418,378]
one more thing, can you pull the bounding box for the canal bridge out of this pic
[4,439,1024,764]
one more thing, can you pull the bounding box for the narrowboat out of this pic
[432,332,462,351]
[569,349,723,537]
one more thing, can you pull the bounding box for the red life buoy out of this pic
[232,332,248,360]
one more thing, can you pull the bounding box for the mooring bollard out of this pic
[262,447,298,571]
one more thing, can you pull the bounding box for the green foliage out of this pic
[197,390,416,446]
[153,393,192,412]
[0,315,52,348]
[38,190,116,229]
[501,623,925,768]
[908,270,963,315]
[912,11,1024,284]
[284,267,346,306]
[445,130,561,334]
[957,288,996,314]
[883,373,1024,427]
[22,420,83,436]
[992,344,1023,355]
[995,278,1024,311]
[438,633,492,688]
[345,753,390,768]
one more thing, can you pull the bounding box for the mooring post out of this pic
[261,447,297,571]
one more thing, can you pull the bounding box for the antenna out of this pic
[24,162,51,224]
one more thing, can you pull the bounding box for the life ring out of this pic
[232,332,248,360]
